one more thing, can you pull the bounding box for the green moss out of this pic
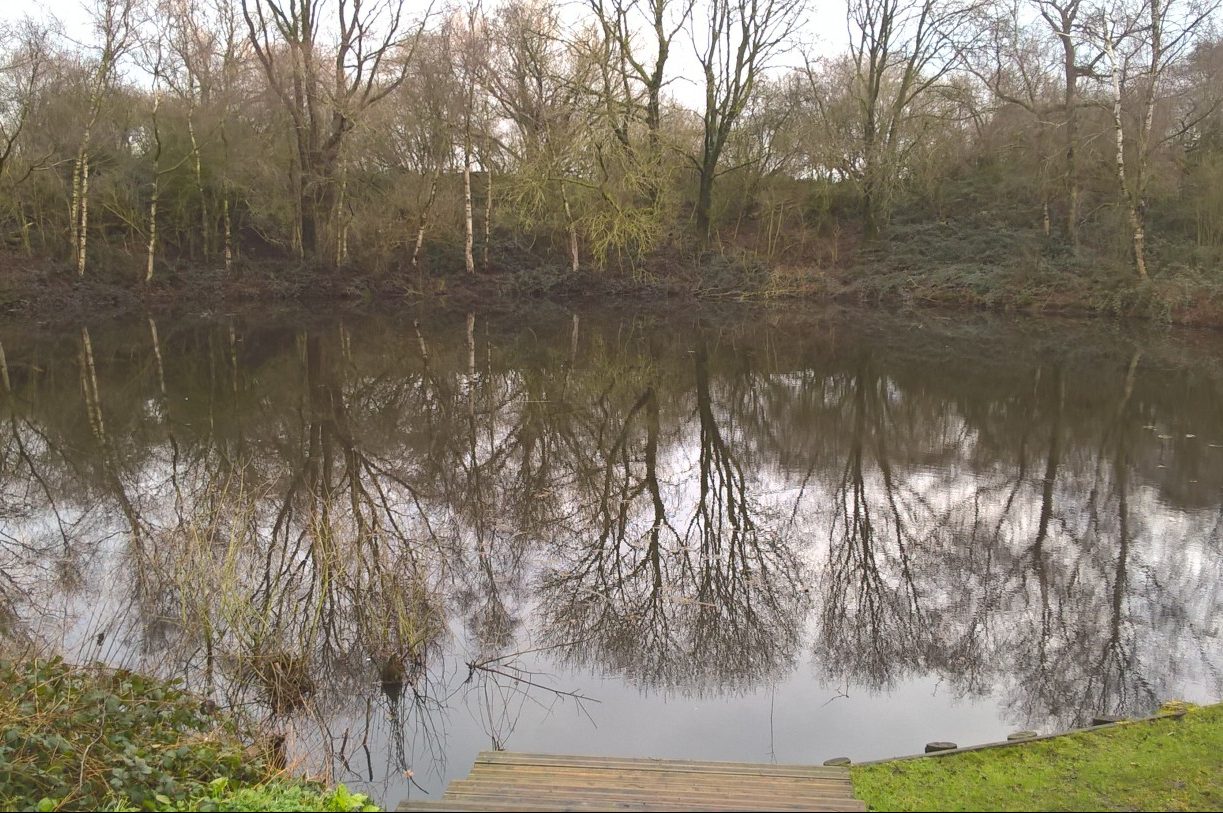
[851,704,1223,812]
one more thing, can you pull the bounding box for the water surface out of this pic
[0,305,1219,806]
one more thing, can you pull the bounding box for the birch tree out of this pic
[72,0,138,277]
[1088,0,1218,279]
[448,7,486,275]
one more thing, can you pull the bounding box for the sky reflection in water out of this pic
[0,305,1219,807]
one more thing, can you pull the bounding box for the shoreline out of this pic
[851,702,1223,812]
[3,251,1223,331]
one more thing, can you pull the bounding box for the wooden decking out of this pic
[398,751,867,812]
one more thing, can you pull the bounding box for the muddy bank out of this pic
[3,248,1222,329]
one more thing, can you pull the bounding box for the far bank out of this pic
[4,227,1222,329]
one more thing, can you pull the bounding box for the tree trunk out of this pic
[1129,212,1148,280]
[862,181,880,241]
[149,316,165,396]
[223,193,233,275]
[561,183,579,273]
[147,94,162,283]
[466,312,476,376]
[1060,15,1080,251]
[70,148,82,252]
[335,164,349,267]
[188,111,209,259]
[146,187,159,283]
[483,160,493,271]
[301,181,319,261]
[0,341,10,393]
[1107,38,1148,281]
[696,166,715,244]
[77,154,90,277]
[463,142,475,275]
[412,168,440,270]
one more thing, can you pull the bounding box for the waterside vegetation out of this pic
[0,658,378,812]
[0,0,1222,321]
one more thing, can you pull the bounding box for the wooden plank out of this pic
[399,804,573,812]
[397,750,869,812]
[447,772,851,797]
[476,751,846,773]
[454,777,854,799]
[466,762,853,782]
[440,791,865,812]
[475,751,848,779]
[399,801,665,812]
[445,783,862,810]
[464,764,854,791]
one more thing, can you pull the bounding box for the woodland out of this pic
[0,0,1221,316]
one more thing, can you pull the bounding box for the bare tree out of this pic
[240,0,426,262]
[1037,0,1097,248]
[0,20,53,184]
[447,5,487,275]
[0,18,55,253]
[842,0,977,238]
[690,0,801,241]
[586,0,695,146]
[965,1,1062,234]
[72,0,139,277]
[1087,0,1218,279]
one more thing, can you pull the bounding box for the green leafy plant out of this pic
[0,658,379,812]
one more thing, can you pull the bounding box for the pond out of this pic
[0,304,1219,807]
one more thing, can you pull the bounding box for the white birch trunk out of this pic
[149,316,166,396]
[1106,37,1148,281]
[483,157,492,271]
[80,327,105,441]
[146,94,162,283]
[70,148,82,251]
[412,169,440,270]
[463,144,475,275]
[146,190,159,283]
[77,154,90,277]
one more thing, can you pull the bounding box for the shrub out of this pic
[0,658,377,813]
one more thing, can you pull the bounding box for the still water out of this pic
[0,305,1219,806]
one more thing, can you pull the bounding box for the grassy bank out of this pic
[851,704,1223,812]
[4,226,1223,329]
[0,658,377,812]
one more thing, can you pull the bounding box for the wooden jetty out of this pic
[398,750,867,812]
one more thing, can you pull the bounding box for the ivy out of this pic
[0,659,375,812]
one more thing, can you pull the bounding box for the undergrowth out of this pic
[0,658,377,812]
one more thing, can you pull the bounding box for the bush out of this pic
[0,658,377,812]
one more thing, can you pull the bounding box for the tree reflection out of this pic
[0,307,1218,795]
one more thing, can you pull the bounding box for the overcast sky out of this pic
[1,0,849,109]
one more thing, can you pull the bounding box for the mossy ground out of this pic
[852,703,1223,812]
